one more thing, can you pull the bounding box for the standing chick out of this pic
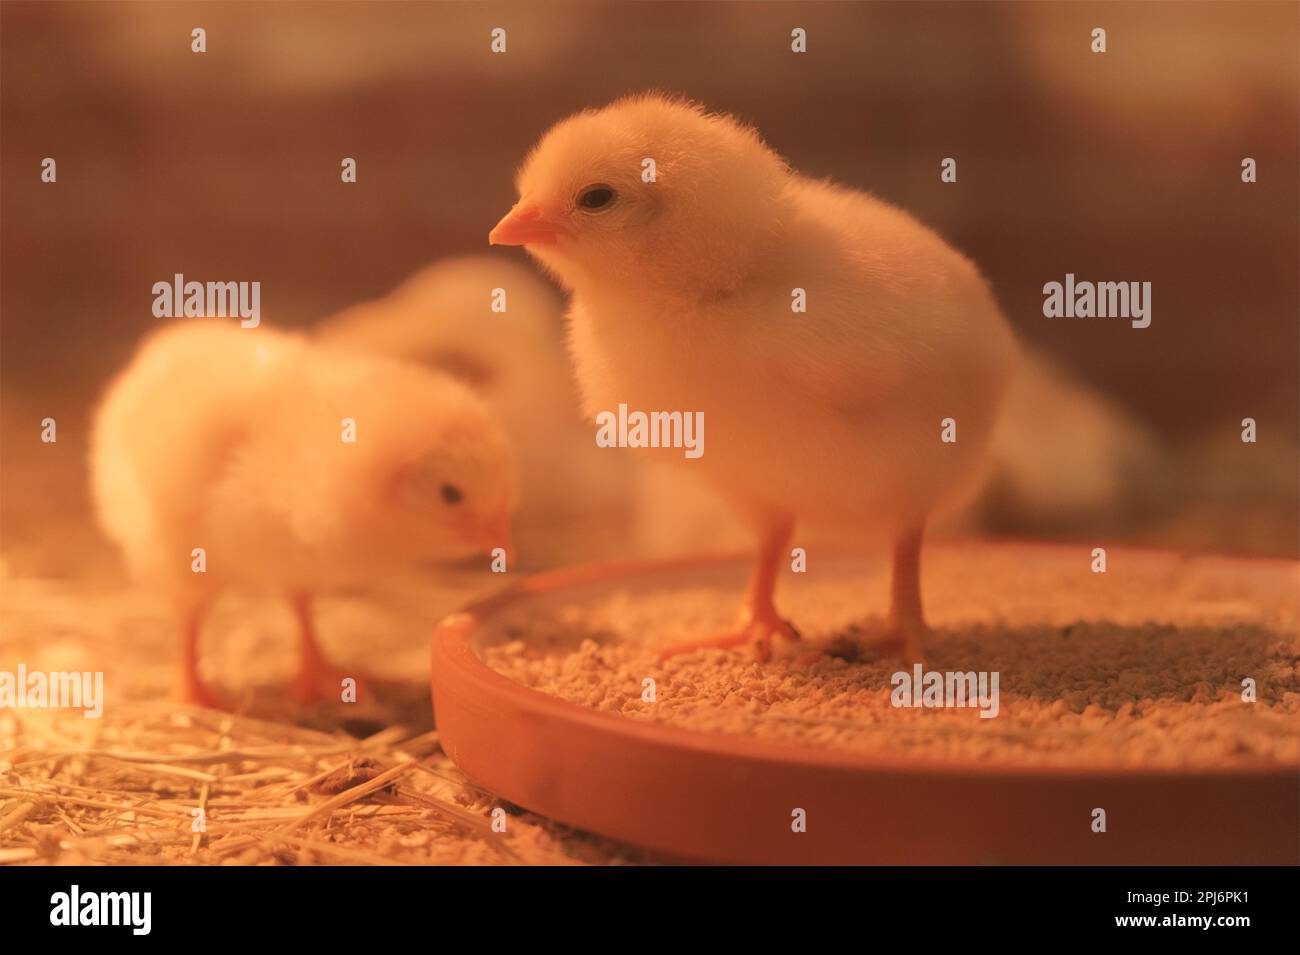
[490,94,1018,662]
[92,323,516,706]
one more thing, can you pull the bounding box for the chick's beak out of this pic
[489,202,569,246]
[482,514,515,567]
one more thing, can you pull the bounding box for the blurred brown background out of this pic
[3,0,1297,574]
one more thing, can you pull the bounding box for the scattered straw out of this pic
[0,702,647,865]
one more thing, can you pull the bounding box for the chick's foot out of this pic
[178,610,230,710]
[178,673,230,711]
[659,611,803,662]
[875,618,928,666]
[290,664,373,706]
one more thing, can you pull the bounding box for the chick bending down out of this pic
[92,323,516,707]
[491,94,1018,663]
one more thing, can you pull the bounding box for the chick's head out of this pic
[386,419,519,562]
[311,367,519,568]
[491,93,791,296]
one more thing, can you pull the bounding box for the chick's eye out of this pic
[440,484,463,505]
[577,185,616,211]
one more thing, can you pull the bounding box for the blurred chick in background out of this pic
[969,351,1166,537]
[316,256,633,563]
[91,323,516,707]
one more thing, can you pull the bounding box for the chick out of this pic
[91,322,516,707]
[490,94,1018,662]
[315,256,631,563]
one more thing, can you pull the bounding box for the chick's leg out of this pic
[179,602,225,710]
[660,516,799,661]
[883,523,928,663]
[289,593,366,704]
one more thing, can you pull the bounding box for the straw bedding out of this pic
[0,569,645,865]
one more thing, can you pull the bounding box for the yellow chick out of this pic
[491,93,1019,662]
[91,322,516,707]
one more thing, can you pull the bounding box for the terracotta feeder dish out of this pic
[431,547,1298,864]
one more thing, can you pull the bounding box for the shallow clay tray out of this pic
[431,554,1297,864]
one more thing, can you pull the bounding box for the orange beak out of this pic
[483,514,515,567]
[489,202,569,246]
